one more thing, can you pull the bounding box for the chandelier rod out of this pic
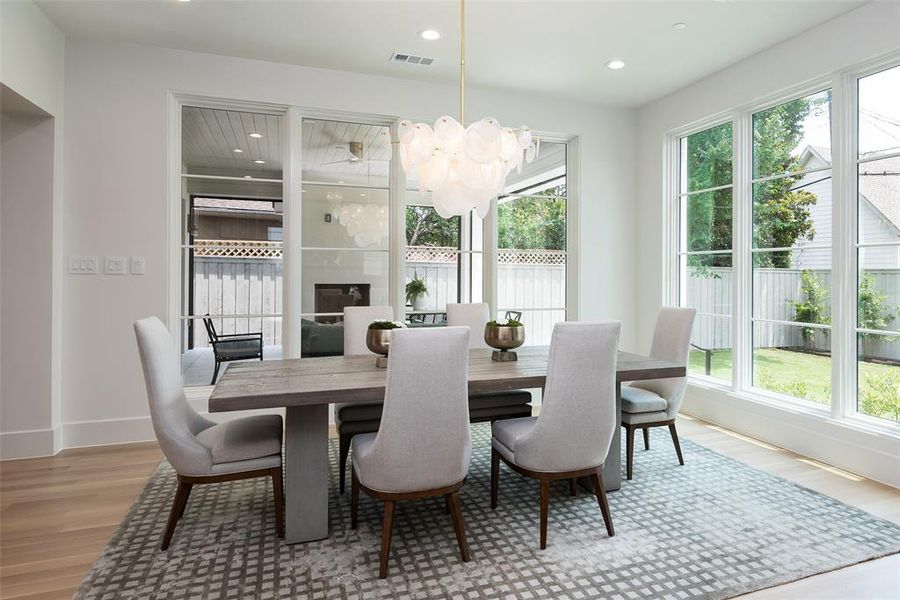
[459,0,466,125]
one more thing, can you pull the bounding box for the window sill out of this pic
[686,376,900,441]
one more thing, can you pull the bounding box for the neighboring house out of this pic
[791,112,900,269]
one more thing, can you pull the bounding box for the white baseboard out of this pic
[62,416,157,449]
[683,383,900,489]
[0,426,60,459]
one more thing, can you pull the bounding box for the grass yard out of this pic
[688,347,899,421]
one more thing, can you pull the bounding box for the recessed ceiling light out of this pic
[249,132,263,139]
[254,160,266,164]
[232,148,243,153]
[243,175,252,179]
[337,181,345,184]
[606,60,626,70]
[419,29,441,41]
[360,193,367,197]
[672,22,687,30]
[177,0,191,3]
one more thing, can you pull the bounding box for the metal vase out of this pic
[366,328,392,368]
[484,325,525,362]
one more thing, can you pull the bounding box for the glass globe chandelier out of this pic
[398,0,539,219]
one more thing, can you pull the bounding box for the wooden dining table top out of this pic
[209,346,686,413]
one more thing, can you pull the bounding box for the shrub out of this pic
[792,270,829,342]
[859,370,900,422]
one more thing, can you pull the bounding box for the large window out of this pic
[497,141,568,345]
[669,55,900,429]
[751,90,833,406]
[677,122,733,382]
[180,106,285,386]
[856,64,900,423]
[299,118,392,356]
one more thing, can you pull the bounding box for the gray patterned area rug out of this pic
[76,424,900,599]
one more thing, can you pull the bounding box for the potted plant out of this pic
[405,274,428,311]
[366,320,406,368]
[484,318,525,362]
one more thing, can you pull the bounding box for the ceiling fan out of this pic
[322,142,389,166]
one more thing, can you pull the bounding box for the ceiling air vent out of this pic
[390,51,434,66]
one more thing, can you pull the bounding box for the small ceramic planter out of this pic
[484,324,525,362]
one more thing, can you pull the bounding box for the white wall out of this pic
[635,1,900,486]
[61,40,637,447]
[0,0,65,458]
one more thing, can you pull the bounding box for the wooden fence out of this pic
[189,247,567,348]
[688,267,899,361]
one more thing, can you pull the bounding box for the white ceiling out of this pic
[37,0,865,107]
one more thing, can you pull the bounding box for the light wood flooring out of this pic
[0,415,897,599]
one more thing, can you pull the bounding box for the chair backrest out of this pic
[362,327,471,492]
[446,302,490,349]
[514,321,621,473]
[631,307,697,418]
[343,305,394,356]
[202,314,218,343]
[134,317,214,476]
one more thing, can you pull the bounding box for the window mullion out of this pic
[832,70,858,420]
[733,110,753,393]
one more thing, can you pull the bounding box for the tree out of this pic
[498,185,566,250]
[686,95,826,269]
[405,205,459,247]
[405,184,568,251]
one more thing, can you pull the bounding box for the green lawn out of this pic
[688,347,899,421]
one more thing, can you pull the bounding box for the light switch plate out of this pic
[131,256,146,275]
[104,256,127,275]
[69,256,99,274]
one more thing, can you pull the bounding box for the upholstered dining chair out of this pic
[134,317,284,550]
[335,305,394,494]
[490,321,620,550]
[620,307,696,480]
[446,302,533,423]
[351,326,472,578]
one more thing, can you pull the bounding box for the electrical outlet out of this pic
[104,256,127,275]
[131,256,146,275]
[69,256,99,274]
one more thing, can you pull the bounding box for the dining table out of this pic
[209,345,686,544]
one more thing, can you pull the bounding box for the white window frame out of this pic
[663,54,900,437]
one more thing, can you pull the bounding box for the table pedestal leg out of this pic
[285,404,329,543]
[580,381,621,493]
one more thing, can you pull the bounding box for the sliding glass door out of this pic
[180,106,285,386]
[299,118,392,356]
[177,100,578,386]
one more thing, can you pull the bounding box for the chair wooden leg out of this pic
[161,480,192,550]
[210,361,221,386]
[626,425,635,480]
[339,434,351,494]
[590,471,615,537]
[444,495,451,515]
[569,478,577,496]
[490,449,500,509]
[539,480,549,550]
[350,470,360,530]
[668,422,685,466]
[643,427,650,450]
[271,468,285,538]
[446,491,470,562]
[379,500,395,579]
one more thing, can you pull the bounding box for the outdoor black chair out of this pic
[202,315,264,385]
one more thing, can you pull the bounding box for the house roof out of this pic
[797,109,900,231]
